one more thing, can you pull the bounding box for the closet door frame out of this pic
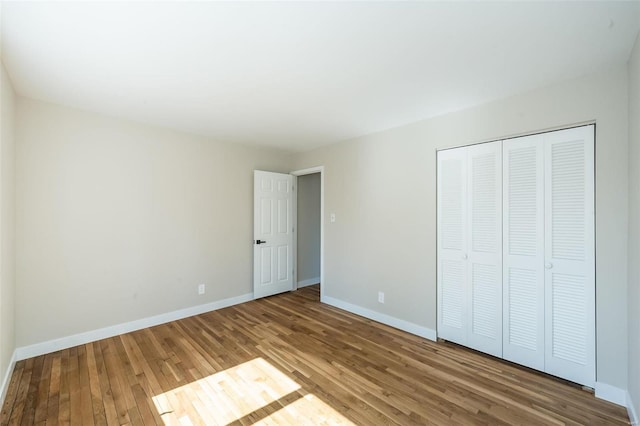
[437,125,595,388]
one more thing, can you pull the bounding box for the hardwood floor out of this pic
[0,285,630,425]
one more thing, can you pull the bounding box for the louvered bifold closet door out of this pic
[544,126,595,387]
[502,134,545,371]
[466,142,503,357]
[437,148,468,345]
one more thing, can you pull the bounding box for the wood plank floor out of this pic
[0,285,630,425]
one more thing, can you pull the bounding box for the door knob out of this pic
[545,262,553,269]
[256,240,267,245]
[462,253,468,260]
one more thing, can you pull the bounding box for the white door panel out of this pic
[437,148,468,345]
[254,171,294,299]
[544,126,595,386]
[467,142,502,357]
[502,134,545,371]
[437,142,502,355]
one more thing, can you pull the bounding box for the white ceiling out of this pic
[2,1,639,152]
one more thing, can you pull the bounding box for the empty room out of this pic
[1,1,639,424]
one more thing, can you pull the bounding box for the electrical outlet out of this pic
[198,284,205,295]
[330,213,336,223]
[378,291,385,304]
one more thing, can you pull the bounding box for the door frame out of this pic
[291,166,325,302]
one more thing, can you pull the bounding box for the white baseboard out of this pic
[628,391,639,426]
[16,292,253,361]
[595,382,627,406]
[322,296,437,341]
[0,349,18,410]
[297,277,320,288]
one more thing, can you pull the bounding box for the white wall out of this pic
[296,173,320,285]
[293,66,629,390]
[15,98,291,347]
[0,62,16,401]
[627,30,640,422]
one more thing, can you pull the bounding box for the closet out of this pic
[437,125,595,387]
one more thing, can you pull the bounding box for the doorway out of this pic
[292,167,324,301]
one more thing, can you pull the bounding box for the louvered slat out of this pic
[508,268,538,350]
[551,273,587,363]
[472,264,499,338]
[471,152,498,253]
[508,146,538,256]
[441,158,463,250]
[442,260,464,328]
[551,140,585,261]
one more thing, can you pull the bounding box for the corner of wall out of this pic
[322,295,437,341]
[0,349,17,410]
[628,26,640,426]
[628,390,639,426]
[595,382,628,406]
[0,61,17,415]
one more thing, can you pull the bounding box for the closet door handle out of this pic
[545,262,553,269]
[462,253,468,260]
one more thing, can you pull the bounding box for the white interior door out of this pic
[254,170,294,299]
[437,148,468,345]
[502,134,545,371]
[466,142,503,357]
[544,125,595,386]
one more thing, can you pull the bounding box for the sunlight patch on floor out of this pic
[253,393,355,425]
[152,357,301,425]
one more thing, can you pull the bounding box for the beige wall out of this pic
[293,66,629,389]
[0,62,16,392]
[627,30,640,419]
[296,173,321,284]
[15,98,291,347]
